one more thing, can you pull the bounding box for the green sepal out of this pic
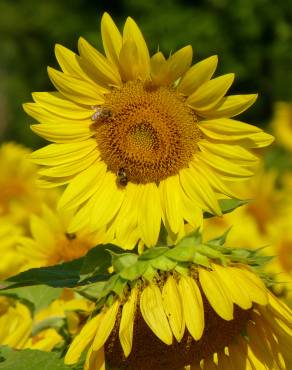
[174,262,189,276]
[175,228,202,248]
[192,252,210,268]
[111,276,128,297]
[138,247,168,260]
[142,265,157,281]
[110,251,138,272]
[166,245,197,261]
[150,255,177,271]
[119,260,148,281]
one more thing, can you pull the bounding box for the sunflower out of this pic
[270,102,292,152]
[63,233,292,370]
[17,204,106,269]
[0,142,58,226]
[24,12,274,248]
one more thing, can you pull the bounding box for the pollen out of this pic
[92,81,201,184]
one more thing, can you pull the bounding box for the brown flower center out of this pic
[92,81,201,184]
[105,290,251,370]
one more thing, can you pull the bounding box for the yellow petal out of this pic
[101,12,123,68]
[55,44,89,80]
[179,167,221,215]
[65,314,101,365]
[190,160,241,199]
[32,92,93,120]
[159,176,183,234]
[164,45,193,85]
[30,123,92,143]
[187,74,234,111]
[30,140,97,166]
[39,150,98,177]
[78,37,121,87]
[229,267,268,306]
[47,67,106,106]
[211,264,252,310]
[92,300,120,351]
[90,171,125,230]
[267,291,292,325]
[199,94,258,119]
[84,347,105,370]
[178,275,204,340]
[29,214,55,249]
[58,161,106,210]
[199,268,233,321]
[179,185,203,229]
[198,141,258,165]
[178,55,218,96]
[138,183,162,247]
[119,40,140,81]
[197,151,253,180]
[115,183,140,243]
[154,46,193,86]
[123,17,150,79]
[140,283,173,345]
[150,51,167,81]
[119,286,138,357]
[162,275,185,342]
[24,102,90,125]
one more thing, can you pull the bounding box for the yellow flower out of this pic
[35,289,94,336]
[17,204,106,269]
[0,296,32,349]
[24,12,273,248]
[271,101,292,151]
[23,328,63,352]
[204,168,292,304]
[0,142,58,226]
[0,217,26,279]
[64,264,291,370]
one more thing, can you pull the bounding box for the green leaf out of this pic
[138,247,168,260]
[204,199,248,218]
[0,285,62,312]
[5,258,84,288]
[0,347,70,370]
[3,244,121,289]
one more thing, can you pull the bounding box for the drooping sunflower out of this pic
[24,13,274,248]
[17,204,106,269]
[63,233,292,370]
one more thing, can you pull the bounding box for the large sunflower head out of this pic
[24,13,274,248]
[63,231,291,370]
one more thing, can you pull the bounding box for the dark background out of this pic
[1,0,292,148]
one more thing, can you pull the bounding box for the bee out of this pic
[117,167,128,187]
[91,106,112,122]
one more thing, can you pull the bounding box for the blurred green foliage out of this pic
[1,0,292,148]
